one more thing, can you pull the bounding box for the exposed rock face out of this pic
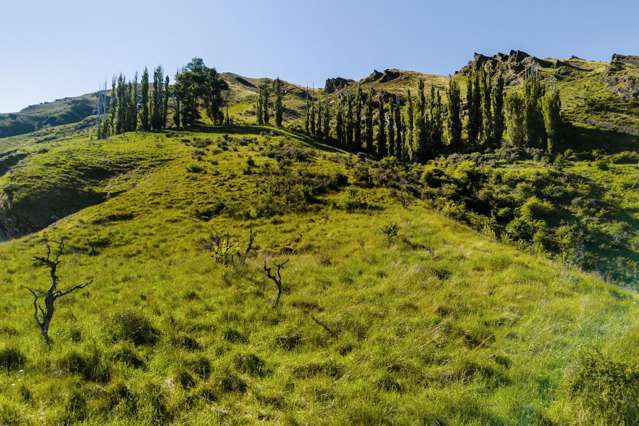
[362,70,384,83]
[605,54,639,100]
[457,50,557,85]
[360,68,402,84]
[324,77,354,93]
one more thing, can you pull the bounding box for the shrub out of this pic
[0,347,26,372]
[110,312,160,346]
[185,356,212,379]
[223,328,248,344]
[567,351,639,424]
[275,331,303,351]
[218,372,247,394]
[109,344,145,369]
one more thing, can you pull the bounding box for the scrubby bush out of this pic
[233,353,268,377]
[57,349,111,383]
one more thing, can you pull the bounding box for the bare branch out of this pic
[56,279,93,298]
[264,259,289,308]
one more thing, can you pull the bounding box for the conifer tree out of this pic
[116,74,127,134]
[542,87,563,154]
[365,90,374,153]
[354,84,362,151]
[141,68,150,131]
[505,91,526,146]
[447,77,463,148]
[273,78,283,127]
[492,72,505,146]
[377,93,387,157]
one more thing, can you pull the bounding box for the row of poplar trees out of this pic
[255,78,284,128]
[292,67,562,161]
[98,58,228,139]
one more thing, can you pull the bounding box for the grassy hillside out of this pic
[0,128,638,424]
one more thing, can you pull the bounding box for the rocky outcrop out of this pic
[324,77,354,93]
[604,54,639,100]
[457,50,558,85]
[360,68,402,84]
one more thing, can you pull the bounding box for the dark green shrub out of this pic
[57,350,111,383]
[567,351,639,424]
[0,347,26,372]
[218,372,247,394]
[110,312,160,346]
[223,328,248,344]
[275,331,302,351]
[185,356,212,379]
[234,353,268,377]
[109,344,145,369]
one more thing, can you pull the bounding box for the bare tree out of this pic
[263,259,288,308]
[24,239,92,345]
[205,229,256,268]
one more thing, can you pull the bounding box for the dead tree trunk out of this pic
[24,240,92,345]
[264,259,288,308]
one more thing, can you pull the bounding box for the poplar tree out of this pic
[162,75,170,128]
[365,90,374,153]
[447,77,463,148]
[413,82,427,162]
[174,71,181,129]
[505,91,526,146]
[377,93,386,157]
[524,69,546,148]
[470,70,482,145]
[317,97,323,139]
[336,95,344,146]
[354,84,362,151]
[322,96,330,142]
[130,72,138,131]
[151,66,164,130]
[388,100,396,157]
[466,73,479,145]
[141,68,150,131]
[480,68,493,146]
[273,77,283,127]
[542,87,563,154]
[304,90,310,133]
[406,89,414,160]
[394,99,402,160]
[256,87,264,125]
[492,72,505,146]
[346,94,353,149]
[262,84,270,125]
[429,87,443,151]
[108,77,117,136]
[310,102,316,136]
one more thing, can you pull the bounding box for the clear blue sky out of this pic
[1,0,637,113]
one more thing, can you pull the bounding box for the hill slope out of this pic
[0,128,638,424]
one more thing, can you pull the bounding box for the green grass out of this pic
[0,128,638,424]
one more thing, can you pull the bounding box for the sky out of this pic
[1,0,638,113]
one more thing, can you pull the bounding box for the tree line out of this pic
[254,67,563,161]
[98,58,229,139]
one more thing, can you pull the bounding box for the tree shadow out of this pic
[566,124,639,154]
